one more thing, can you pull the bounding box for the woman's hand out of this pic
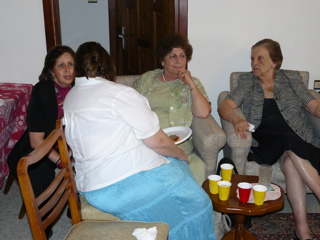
[232,115,250,139]
[178,69,195,88]
[218,98,250,139]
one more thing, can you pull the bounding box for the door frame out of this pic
[42,0,188,57]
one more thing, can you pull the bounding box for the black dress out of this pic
[248,98,320,174]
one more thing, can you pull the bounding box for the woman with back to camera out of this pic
[63,41,215,240]
[7,45,75,238]
[218,39,320,240]
[134,33,212,185]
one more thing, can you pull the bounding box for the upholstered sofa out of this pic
[217,71,320,193]
[80,75,226,220]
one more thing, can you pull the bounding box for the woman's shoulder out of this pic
[278,69,301,79]
[140,69,161,79]
[33,81,54,92]
[238,71,255,79]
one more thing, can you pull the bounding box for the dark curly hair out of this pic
[155,33,193,66]
[39,45,75,82]
[252,39,283,69]
[75,42,116,82]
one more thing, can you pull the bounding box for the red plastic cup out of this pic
[238,182,252,203]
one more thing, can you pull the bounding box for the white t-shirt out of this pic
[63,77,170,192]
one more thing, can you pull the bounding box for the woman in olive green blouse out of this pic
[134,33,211,184]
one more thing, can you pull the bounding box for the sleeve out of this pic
[289,71,315,107]
[133,70,153,95]
[113,87,160,139]
[226,75,246,107]
[27,85,46,132]
[193,77,210,102]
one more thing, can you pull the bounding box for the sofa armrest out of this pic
[307,90,320,138]
[191,115,226,177]
[218,91,252,174]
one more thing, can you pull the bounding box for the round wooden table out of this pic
[202,174,284,240]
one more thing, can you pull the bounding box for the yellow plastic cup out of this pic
[253,184,268,205]
[208,175,222,194]
[217,181,232,201]
[220,163,234,181]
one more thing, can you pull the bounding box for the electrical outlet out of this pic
[314,80,320,89]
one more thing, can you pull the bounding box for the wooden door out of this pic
[43,0,188,75]
[109,0,187,75]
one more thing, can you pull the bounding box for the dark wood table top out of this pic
[203,174,284,216]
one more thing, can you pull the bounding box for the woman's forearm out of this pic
[29,132,61,163]
[142,129,188,162]
[190,87,212,118]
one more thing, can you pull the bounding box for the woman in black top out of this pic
[218,39,320,240]
[7,45,75,237]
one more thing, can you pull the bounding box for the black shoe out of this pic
[293,230,312,240]
[67,207,71,219]
[45,227,53,239]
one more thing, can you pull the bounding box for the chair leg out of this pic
[3,172,15,194]
[18,202,26,219]
[4,172,26,219]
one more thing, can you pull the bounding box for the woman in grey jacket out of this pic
[218,39,320,240]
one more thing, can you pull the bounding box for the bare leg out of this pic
[279,151,317,239]
[286,151,320,200]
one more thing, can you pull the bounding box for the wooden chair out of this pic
[17,124,169,240]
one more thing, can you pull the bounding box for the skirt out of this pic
[248,99,320,174]
[80,157,215,240]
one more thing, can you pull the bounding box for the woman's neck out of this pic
[162,70,179,82]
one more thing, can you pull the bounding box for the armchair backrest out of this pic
[230,71,309,91]
[116,75,140,87]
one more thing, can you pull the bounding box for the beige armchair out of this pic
[217,71,320,193]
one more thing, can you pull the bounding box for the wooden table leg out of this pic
[222,214,257,240]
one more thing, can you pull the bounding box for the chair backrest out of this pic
[116,75,140,87]
[230,71,309,91]
[17,124,81,240]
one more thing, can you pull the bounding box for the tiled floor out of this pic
[1,177,319,240]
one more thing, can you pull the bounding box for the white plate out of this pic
[0,99,5,107]
[163,126,192,145]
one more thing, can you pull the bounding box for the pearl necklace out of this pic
[162,73,179,83]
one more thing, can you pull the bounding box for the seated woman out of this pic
[63,41,215,240]
[134,33,212,185]
[218,39,320,240]
[7,45,75,238]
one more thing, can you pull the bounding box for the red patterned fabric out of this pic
[0,83,33,187]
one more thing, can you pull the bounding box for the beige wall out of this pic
[0,0,46,85]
